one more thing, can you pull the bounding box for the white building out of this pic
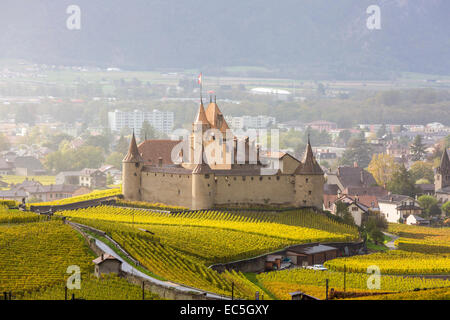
[378,194,422,224]
[250,87,291,101]
[108,109,174,135]
[406,215,430,226]
[225,115,276,130]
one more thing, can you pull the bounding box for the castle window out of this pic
[259,177,263,181]
[251,177,254,180]
[242,177,246,181]
[207,184,210,187]
[155,173,157,176]
[303,200,307,204]
[268,177,271,180]
[308,191,312,195]
[306,178,309,183]
[134,173,137,176]
[205,174,210,179]
[276,176,280,181]
[234,177,237,181]
[178,189,180,195]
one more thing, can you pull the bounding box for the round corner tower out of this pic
[122,132,143,201]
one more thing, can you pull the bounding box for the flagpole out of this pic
[199,72,203,103]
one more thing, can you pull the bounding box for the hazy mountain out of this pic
[0,0,449,79]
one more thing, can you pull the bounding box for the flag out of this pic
[198,73,202,85]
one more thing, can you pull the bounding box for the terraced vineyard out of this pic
[20,274,161,300]
[56,206,358,244]
[0,220,93,295]
[324,250,450,275]
[31,188,122,207]
[53,205,358,299]
[0,206,43,224]
[257,268,450,300]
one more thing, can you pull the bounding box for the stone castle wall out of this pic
[141,172,192,208]
[132,169,324,209]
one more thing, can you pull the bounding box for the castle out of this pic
[122,98,324,210]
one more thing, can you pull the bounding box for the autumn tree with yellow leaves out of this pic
[368,153,398,186]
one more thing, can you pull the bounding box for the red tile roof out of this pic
[138,140,182,166]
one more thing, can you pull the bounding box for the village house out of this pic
[378,194,423,223]
[56,168,107,189]
[326,194,371,226]
[0,179,89,202]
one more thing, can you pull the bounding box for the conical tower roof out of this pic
[439,148,450,173]
[194,101,210,125]
[123,131,144,163]
[296,137,323,175]
[205,100,229,132]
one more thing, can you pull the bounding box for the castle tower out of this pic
[122,132,144,201]
[189,101,211,165]
[294,137,324,209]
[435,148,450,191]
[191,160,215,210]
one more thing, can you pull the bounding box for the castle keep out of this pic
[122,99,324,210]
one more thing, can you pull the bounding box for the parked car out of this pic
[306,264,327,271]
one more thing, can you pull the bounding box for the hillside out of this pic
[1,0,449,79]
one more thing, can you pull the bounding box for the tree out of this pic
[339,134,373,168]
[335,201,355,225]
[0,133,10,151]
[410,135,426,161]
[442,202,450,217]
[105,151,125,169]
[409,161,434,184]
[417,195,438,215]
[140,121,158,141]
[368,153,397,186]
[362,215,386,245]
[115,134,129,154]
[337,129,352,146]
[387,165,418,197]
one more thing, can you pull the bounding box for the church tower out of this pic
[122,132,143,201]
[435,148,450,191]
[294,137,324,209]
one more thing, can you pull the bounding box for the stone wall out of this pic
[141,172,192,208]
[214,174,295,206]
[210,241,365,273]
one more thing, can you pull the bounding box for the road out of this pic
[94,238,231,300]
[383,232,400,250]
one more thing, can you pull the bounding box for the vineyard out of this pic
[56,206,359,244]
[324,250,450,275]
[20,274,161,300]
[256,268,450,299]
[0,220,93,296]
[31,188,122,207]
[0,206,43,224]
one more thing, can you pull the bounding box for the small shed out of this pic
[93,254,122,278]
[289,291,320,300]
[288,244,338,266]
